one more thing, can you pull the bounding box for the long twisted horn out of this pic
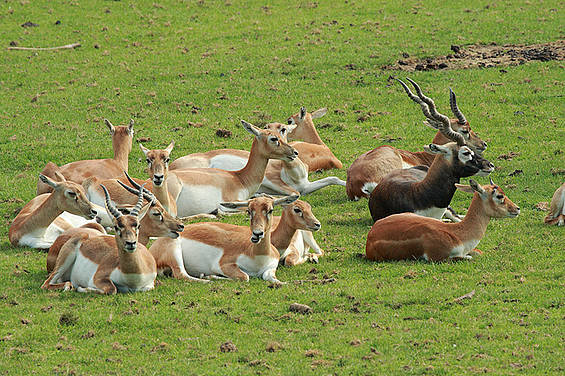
[101,184,122,219]
[396,79,435,121]
[130,183,146,217]
[449,88,467,124]
[489,177,495,186]
[122,171,156,204]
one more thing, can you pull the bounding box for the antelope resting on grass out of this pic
[366,179,520,261]
[368,81,494,222]
[37,119,133,195]
[170,122,345,196]
[148,195,298,283]
[544,182,565,226]
[346,79,489,200]
[165,120,298,217]
[41,185,158,294]
[9,174,98,249]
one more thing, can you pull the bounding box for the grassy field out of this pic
[1,0,564,374]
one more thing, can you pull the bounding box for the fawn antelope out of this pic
[148,195,298,282]
[41,185,157,294]
[366,179,520,261]
[9,174,98,249]
[347,79,489,200]
[544,182,565,226]
[37,119,133,195]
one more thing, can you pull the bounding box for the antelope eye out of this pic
[496,195,504,200]
[165,158,170,163]
[267,209,273,215]
[293,207,302,214]
[269,137,278,142]
[287,119,292,125]
[146,159,151,164]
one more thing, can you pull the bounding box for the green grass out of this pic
[1,0,564,374]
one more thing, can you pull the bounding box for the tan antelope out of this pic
[9,174,98,249]
[286,107,343,172]
[148,195,298,282]
[37,119,133,195]
[270,199,323,266]
[165,120,298,217]
[544,182,565,226]
[366,179,520,262]
[170,122,345,196]
[46,181,184,273]
[41,185,157,294]
[346,78,489,200]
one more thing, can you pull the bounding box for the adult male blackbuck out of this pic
[346,79,489,200]
[170,122,345,196]
[286,107,343,171]
[366,179,520,261]
[37,119,133,195]
[165,120,298,217]
[544,182,565,226]
[9,174,98,249]
[368,80,494,223]
[41,185,158,294]
[148,195,298,283]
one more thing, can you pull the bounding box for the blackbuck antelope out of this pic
[9,174,98,249]
[286,107,343,171]
[148,195,298,283]
[166,120,298,217]
[544,182,565,226]
[170,122,345,196]
[37,119,133,195]
[46,180,184,273]
[41,185,158,294]
[346,78,489,200]
[270,199,324,266]
[366,179,520,261]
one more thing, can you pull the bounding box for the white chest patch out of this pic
[210,155,247,171]
[401,161,414,169]
[177,185,223,217]
[70,252,100,289]
[236,254,279,278]
[414,207,447,220]
[180,238,224,277]
[361,182,378,196]
[110,269,157,292]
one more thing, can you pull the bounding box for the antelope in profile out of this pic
[170,122,345,196]
[286,107,343,171]
[9,174,98,249]
[149,195,298,283]
[37,119,133,195]
[165,120,298,217]
[368,80,494,222]
[46,180,184,273]
[544,182,565,226]
[366,179,520,261]
[346,79,489,200]
[41,185,157,294]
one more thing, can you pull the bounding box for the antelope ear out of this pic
[241,120,262,138]
[104,119,115,134]
[469,179,487,196]
[139,143,150,156]
[39,174,59,189]
[423,144,448,155]
[220,201,249,209]
[455,184,474,193]
[274,195,300,207]
[127,119,134,136]
[137,202,151,221]
[299,106,306,120]
[53,170,66,182]
[311,107,327,119]
[165,140,175,154]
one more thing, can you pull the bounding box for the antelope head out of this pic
[286,106,328,141]
[140,141,174,187]
[281,199,321,232]
[265,122,295,142]
[39,173,98,220]
[241,120,298,162]
[105,118,134,154]
[456,178,520,218]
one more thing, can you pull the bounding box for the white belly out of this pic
[414,207,447,220]
[70,252,99,289]
[209,155,247,171]
[236,254,279,278]
[176,185,224,216]
[180,238,224,277]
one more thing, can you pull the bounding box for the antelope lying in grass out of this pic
[368,81,494,222]
[366,179,520,261]
[41,185,158,294]
[170,122,345,196]
[166,120,298,217]
[544,182,565,226]
[347,79,489,200]
[37,119,133,195]
[149,195,298,282]
[46,181,184,273]
[9,174,98,249]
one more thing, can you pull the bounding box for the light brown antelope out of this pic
[346,79,489,200]
[148,195,298,282]
[9,174,98,249]
[270,199,323,266]
[286,107,343,171]
[165,120,298,217]
[544,182,565,226]
[37,119,133,195]
[41,185,157,294]
[170,122,345,196]
[366,179,520,261]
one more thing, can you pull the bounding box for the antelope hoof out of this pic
[468,248,483,256]
[308,254,319,264]
[63,282,74,291]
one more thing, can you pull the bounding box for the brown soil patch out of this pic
[383,40,565,71]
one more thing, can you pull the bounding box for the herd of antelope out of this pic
[7,79,563,294]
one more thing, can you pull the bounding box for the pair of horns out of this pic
[116,171,157,206]
[101,180,145,219]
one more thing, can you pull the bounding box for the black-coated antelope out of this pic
[41,185,157,294]
[37,119,134,195]
[9,174,98,249]
[545,182,565,226]
[347,79,489,200]
[366,179,520,261]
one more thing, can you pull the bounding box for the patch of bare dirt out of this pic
[383,40,565,71]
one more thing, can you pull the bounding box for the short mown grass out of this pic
[1,0,563,374]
